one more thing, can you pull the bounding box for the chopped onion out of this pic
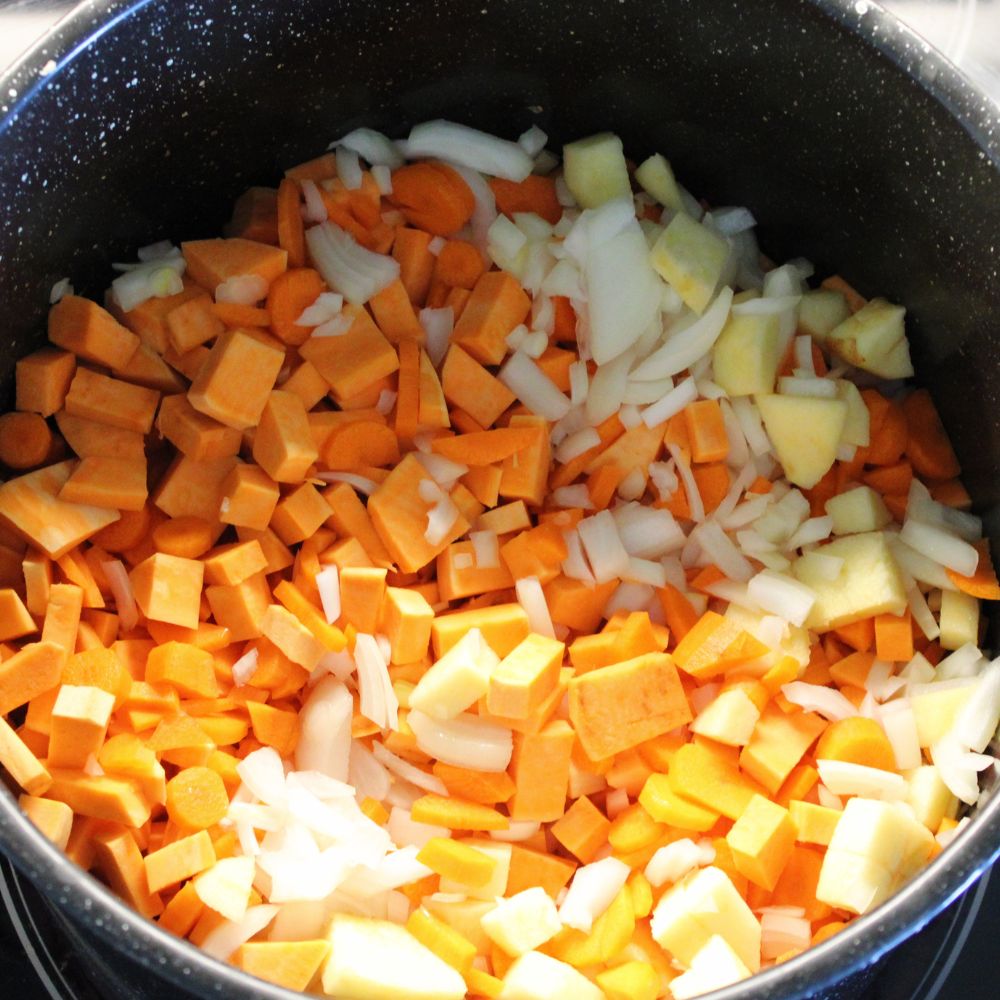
[354,633,399,731]
[299,179,328,224]
[329,127,405,169]
[314,471,379,496]
[296,291,344,326]
[49,277,72,304]
[785,516,834,552]
[201,904,279,961]
[349,743,391,802]
[237,747,288,808]
[231,648,259,688]
[577,510,631,584]
[111,258,185,312]
[888,536,957,591]
[406,119,533,181]
[414,451,468,489]
[586,346,634,424]
[499,350,572,420]
[418,305,454,368]
[550,484,594,510]
[760,910,811,960]
[372,743,448,795]
[470,530,500,569]
[409,709,513,772]
[305,220,400,305]
[907,480,982,541]
[422,486,460,547]
[667,443,705,522]
[376,388,398,416]
[334,145,363,190]
[294,676,353,782]
[630,287,734,381]
[641,375,698,428]
[215,273,269,305]
[692,521,754,583]
[781,682,857,721]
[949,661,1000,753]
[561,529,595,583]
[603,581,655,618]
[387,806,449,849]
[312,312,354,337]
[488,214,528,260]
[517,124,548,158]
[931,735,995,804]
[614,504,685,559]
[729,396,773,457]
[101,559,138,631]
[516,576,556,638]
[899,518,979,577]
[313,565,342,629]
[559,857,631,932]
[815,759,908,800]
[490,820,543,844]
[778,375,838,398]
[605,788,630,821]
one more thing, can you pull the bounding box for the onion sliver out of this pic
[406,119,533,181]
[305,221,400,305]
[408,710,513,772]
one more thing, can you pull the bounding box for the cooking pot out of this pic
[1,1,999,997]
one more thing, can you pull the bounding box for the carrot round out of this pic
[488,175,562,225]
[276,177,305,269]
[814,716,896,771]
[321,420,400,471]
[267,267,326,346]
[902,388,961,480]
[0,411,53,469]
[165,766,229,830]
[433,240,487,290]
[91,504,152,552]
[389,162,475,237]
[152,517,215,559]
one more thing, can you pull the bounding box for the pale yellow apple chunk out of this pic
[755,394,848,489]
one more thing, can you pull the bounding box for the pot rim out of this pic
[1,2,999,998]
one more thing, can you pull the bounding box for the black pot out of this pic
[1,1,999,998]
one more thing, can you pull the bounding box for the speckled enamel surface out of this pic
[0,3,998,999]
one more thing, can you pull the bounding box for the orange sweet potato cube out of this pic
[65,368,160,434]
[205,572,272,642]
[156,394,243,461]
[130,552,204,629]
[188,327,285,430]
[59,457,148,512]
[269,484,332,546]
[381,586,434,665]
[48,684,115,769]
[451,271,531,365]
[16,348,76,417]
[220,464,280,531]
[48,295,139,370]
[440,346,515,429]
[165,293,225,354]
[181,237,288,290]
[252,391,318,483]
[153,454,237,522]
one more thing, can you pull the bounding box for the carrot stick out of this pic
[276,178,306,269]
[430,426,539,466]
[902,388,961,480]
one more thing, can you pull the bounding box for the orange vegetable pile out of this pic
[0,130,996,1000]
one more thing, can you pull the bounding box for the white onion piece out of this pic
[559,858,631,932]
[781,682,858,721]
[237,747,288,808]
[419,306,454,368]
[899,519,979,577]
[586,221,663,366]
[470,530,500,569]
[577,510,631,584]
[216,273,269,305]
[641,375,698,428]
[49,277,72,304]
[355,633,398,731]
[613,503,685,558]
[330,127,405,169]
[312,313,354,337]
[907,585,940,641]
[907,480,982,541]
[879,700,922,771]
[305,221,400,305]
[414,451,468,489]
[563,197,635,262]
[387,807,449,849]
[586,346,634,424]
[499,351,572,420]
[488,215,528,259]
[630,286,734,381]
[666,443,705,523]
[709,206,757,236]
[888,537,957,591]
[949,661,1000,754]
[372,743,448,795]
[561,529,595,583]
[335,145,363,190]
[231,648,259,688]
[315,565,341,624]
[349,743,391,803]
[296,291,344,326]
[516,576,556,639]
[112,259,185,312]
[550,484,594,510]
[299,179,328,223]
[760,910,812,960]
[314,471,379,495]
[201,904,279,961]
[931,735,995,804]
[372,164,393,195]
[406,120,533,181]
[692,521,755,582]
[295,677,353,782]
[409,710,513,772]
[778,375,839,398]
[644,838,715,887]
[101,559,138,631]
[815,760,908,800]
[517,124,548,158]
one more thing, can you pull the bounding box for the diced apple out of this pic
[723,603,811,667]
[194,856,256,922]
[690,688,761,746]
[634,153,685,212]
[480,887,561,957]
[793,531,907,630]
[938,589,979,651]
[756,394,848,489]
[826,298,914,378]
[562,133,632,209]
[815,847,893,915]
[905,765,958,831]
[499,951,604,1000]
[322,914,466,1000]
[650,866,761,973]
[836,379,870,447]
[439,840,511,900]
[826,486,892,535]
[712,312,782,396]
[408,627,499,719]
[649,214,729,314]
[669,935,753,999]
[910,678,979,748]
[797,288,850,344]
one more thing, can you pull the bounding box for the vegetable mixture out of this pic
[0,120,998,1000]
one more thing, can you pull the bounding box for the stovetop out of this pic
[1,1,999,998]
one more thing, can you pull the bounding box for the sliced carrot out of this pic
[430,426,538,466]
[488,175,562,225]
[388,162,475,236]
[433,240,487,290]
[276,178,305,269]
[267,267,325,346]
[902,388,961,480]
[0,412,53,470]
[946,538,1000,600]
